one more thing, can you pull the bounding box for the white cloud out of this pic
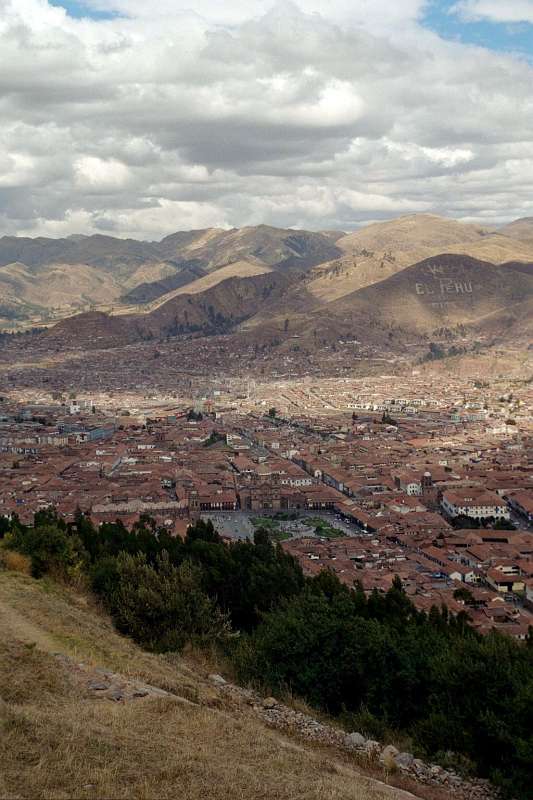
[85,0,427,30]
[75,156,132,190]
[453,0,533,23]
[94,199,229,238]
[0,0,532,238]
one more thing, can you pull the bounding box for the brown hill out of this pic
[337,214,489,255]
[499,217,533,244]
[7,215,533,354]
[120,263,206,305]
[243,253,532,358]
[0,226,341,326]
[307,214,533,302]
[331,253,533,334]
[0,234,160,269]
[43,311,141,351]
[38,250,533,354]
[136,270,296,340]
[157,225,342,273]
[466,296,533,346]
[43,271,299,349]
[119,260,274,314]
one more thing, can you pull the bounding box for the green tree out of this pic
[109,551,229,652]
[454,586,475,604]
[7,522,86,579]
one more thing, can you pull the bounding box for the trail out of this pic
[0,591,59,652]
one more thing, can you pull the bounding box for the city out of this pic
[2,368,532,641]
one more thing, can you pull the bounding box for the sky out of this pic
[0,0,532,239]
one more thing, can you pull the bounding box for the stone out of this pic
[346,732,366,748]
[208,674,226,686]
[394,752,414,770]
[262,696,278,709]
[133,689,149,698]
[88,681,109,691]
[95,668,112,677]
[108,690,124,702]
[379,744,400,769]
[364,740,381,759]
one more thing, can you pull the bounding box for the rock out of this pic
[133,689,149,698]
[149,687,169,697]
[108,690,124,702]
[346,732,366,748]
[394,752,414,770]
[88,681,109,691]
[208,674,226,686]
[94,668,112,677]
[262,697,278,709]
[379,744,399,769]
[364,740,381,759]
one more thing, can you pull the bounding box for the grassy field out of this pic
[250,516,291,541]
[304,517,345,539]
[250,514,346,541]
[0,569,425,800]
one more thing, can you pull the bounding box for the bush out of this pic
[109,551,231,653]
[90,556,121,599]
[0,549,32,574]
[0,516,11,539]
[6,523,86,580]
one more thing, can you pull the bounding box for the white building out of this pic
[441,490,510,522]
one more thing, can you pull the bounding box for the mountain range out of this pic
[0,226,342,326]
[2,214,533,357]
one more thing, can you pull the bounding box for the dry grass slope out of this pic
[119,259,273,315]
[0,571,422,800]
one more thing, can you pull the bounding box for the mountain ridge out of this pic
[35,252,533,356]
[3,215,533,345]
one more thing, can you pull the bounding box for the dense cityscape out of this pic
[2,367,532,640]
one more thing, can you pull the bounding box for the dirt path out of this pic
[0,593,60,652]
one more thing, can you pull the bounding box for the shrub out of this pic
[0,549,31,575]
[109,551,231,653]
[90,556,121,599]
[6,523,86,580]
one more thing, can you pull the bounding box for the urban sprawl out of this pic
[1,371,532,640]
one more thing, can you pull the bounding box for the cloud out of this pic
[84,0,427,30]
[453,0,533,23]
[0,0,532,239]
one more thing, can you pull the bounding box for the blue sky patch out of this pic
[50,1,119,20]
[422,0,533,59]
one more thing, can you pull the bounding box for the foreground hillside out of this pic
[0,570,425,800]
[1,513,530,800]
